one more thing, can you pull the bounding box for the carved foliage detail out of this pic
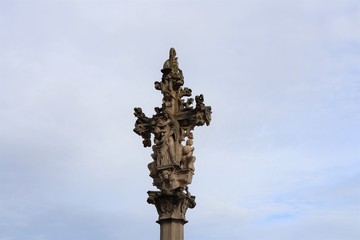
[147,190,196,221]
[134,48,212,193]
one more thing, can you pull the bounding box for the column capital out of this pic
[147,190,196,223]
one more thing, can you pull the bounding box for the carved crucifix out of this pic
[133,48,211,240]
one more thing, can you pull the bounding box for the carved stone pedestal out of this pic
[148,191,196,240]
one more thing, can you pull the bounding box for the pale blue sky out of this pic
[0,0,359,239]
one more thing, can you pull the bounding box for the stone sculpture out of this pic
[133,48,211,239]
[134,48,211,194]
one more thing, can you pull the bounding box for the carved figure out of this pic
[163,48,177,70]
[181,139,195,170]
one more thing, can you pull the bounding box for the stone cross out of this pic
[133,48,212,240]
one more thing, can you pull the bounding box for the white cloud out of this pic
[0,0,359,239]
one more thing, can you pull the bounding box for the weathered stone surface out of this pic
[147,190,196,222]
[159,219,185,240]
[134,48,211,240]
[134,48,212,194]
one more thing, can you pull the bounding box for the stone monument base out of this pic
[147,191,196,240]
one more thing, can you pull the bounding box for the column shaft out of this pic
[159,219,185,240]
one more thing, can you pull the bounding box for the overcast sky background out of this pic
[1,0,359,239]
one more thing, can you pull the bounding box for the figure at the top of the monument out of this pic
[162,47,178,70]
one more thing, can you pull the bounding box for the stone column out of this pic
[148,191,196,240]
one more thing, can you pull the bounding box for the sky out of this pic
[0,0,359,239]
